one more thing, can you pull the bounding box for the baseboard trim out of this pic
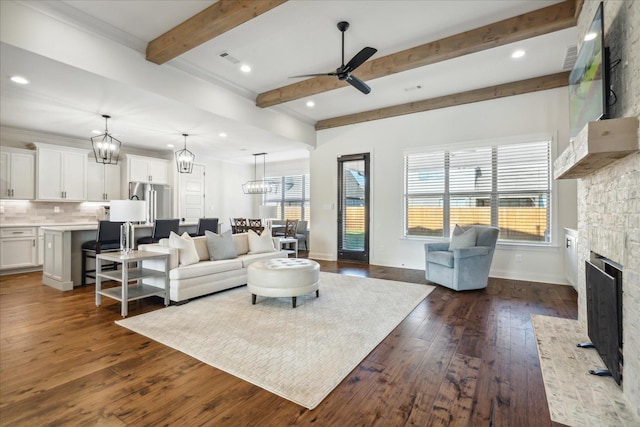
[489,269,569,286]
[308,252,336,261]
[0,266,43,276]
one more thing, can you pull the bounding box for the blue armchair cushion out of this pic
[448,225,477,250]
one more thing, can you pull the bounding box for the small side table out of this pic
[278,237,298,257]
[95,250,169,317]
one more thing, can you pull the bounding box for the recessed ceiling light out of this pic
[167,144,174,148]
[91,129,101,134]
[584,32,597,41]
[219,132,227,138]
[511,50,526,59]
[306,100,315,108]
[240,64,251,73]
[10,75,29,85]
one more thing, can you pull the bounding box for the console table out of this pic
[95,250,169,317]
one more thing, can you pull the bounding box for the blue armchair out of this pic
[424,225,499,291]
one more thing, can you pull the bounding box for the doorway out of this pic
[179,163,205,222]
[337,153,370,262]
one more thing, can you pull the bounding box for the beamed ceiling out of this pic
[0,0,582,161]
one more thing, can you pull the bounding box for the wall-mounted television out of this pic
[568,2,609,141]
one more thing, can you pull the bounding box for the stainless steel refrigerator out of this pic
[129,182,171,223]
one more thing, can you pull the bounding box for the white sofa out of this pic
[138,232,287,303]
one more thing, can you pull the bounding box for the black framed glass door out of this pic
[337,153,370,262]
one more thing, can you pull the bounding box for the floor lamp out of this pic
[110,200,146,254]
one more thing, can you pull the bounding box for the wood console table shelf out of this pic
[95,250,169,317]
[554,117,639,179]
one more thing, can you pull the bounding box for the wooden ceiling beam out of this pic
[315,72,570,130]
[574,0,585,19]
[146,0,287,65]
[256,0,576,108]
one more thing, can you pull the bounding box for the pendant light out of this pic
[242,153,277,194]
[91,114,121,165]
[175,133,195,174]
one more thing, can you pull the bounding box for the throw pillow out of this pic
[168,232,200,266]
[205,230,238,260]
[247,229,276,254]
[192,236,209,261]
[448,225,477,250]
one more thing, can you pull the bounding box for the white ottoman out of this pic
[247,258,320,308]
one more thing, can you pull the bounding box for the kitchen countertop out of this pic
[0,222,98,228]
[40,224,99,232]
[38,222,198,232]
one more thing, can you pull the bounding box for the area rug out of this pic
[531,314,638,426]
[116,272,434,409]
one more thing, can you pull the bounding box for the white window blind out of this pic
[263,174,310,222]
[405,140,551,243]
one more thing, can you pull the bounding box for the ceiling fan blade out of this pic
[289,72,336,78]
[344,47,377,73]
[346,74,371,94]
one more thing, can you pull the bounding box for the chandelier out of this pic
[91,114,121,165]
[175,133,195,174]
[242,153,278,194]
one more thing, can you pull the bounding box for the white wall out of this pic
[196,156,254,233]
[310,87,577,284]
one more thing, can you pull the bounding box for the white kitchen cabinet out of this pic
[127,155,169,184]
[0,148,35,200]
[0,227,37,269]
[33,143,89,201]
[564,228,578,290]
[87,161,121,201]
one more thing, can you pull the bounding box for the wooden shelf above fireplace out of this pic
[554,117,639,179]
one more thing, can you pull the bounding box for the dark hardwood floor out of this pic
[0,258,577,426]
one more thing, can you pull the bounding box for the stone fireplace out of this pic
[572,0,639,417]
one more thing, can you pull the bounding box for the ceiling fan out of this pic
[290,21,377,94]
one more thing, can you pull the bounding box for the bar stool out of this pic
[136,219,179,245]
[81,220,123,286]
[190,218,219,237]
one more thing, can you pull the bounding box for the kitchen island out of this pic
[41,222,196,290]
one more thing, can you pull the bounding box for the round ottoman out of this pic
[247,258,320,308]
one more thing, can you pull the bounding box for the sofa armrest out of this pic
[138,243,179,270]
[453,246,490,259]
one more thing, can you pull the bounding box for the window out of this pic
[263,174,311,222]
[405,140,551,243]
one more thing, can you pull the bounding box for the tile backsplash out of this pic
[0,200,105,225]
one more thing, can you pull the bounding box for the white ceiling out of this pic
[0,0,576,163]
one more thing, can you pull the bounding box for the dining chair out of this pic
[230,218,248,234]
[248,218,264,235]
